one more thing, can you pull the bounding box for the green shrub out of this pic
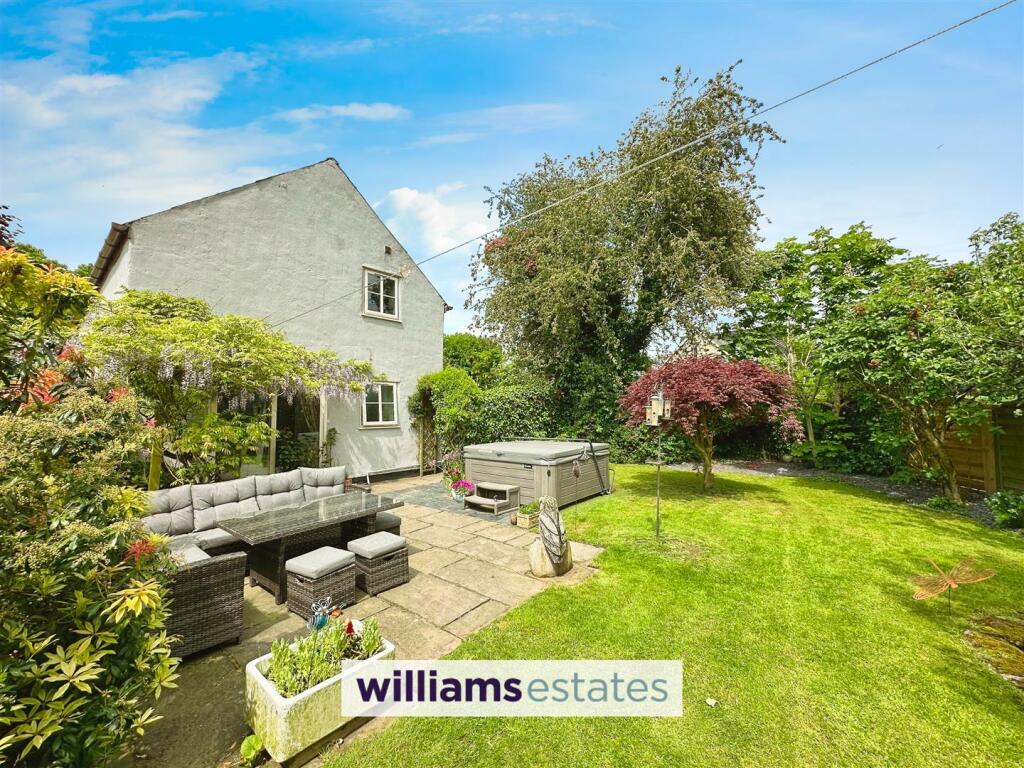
[925,495,966,512]
[443,333,505,388]
[0,388,179,767]
[408,368,482,457]
[986,490,1024,529]
[477,378,555,443]
[267,618,384,698]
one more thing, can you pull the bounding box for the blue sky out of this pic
[1,0,1021,332]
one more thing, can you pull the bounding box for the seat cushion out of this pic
[374,511,401,533]
[192,476,259,531]
[347,531,406,559]
[142,485,194,536]
[285,546,355,579]
[167,534,210,565]
[255,469,305,511]
[301,465,347,501]
[193,527,243,551]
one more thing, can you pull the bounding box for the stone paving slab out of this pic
[445,599,511,638]
[396,517,430,534]
[474,524,525,543]
[417,510,481,530]
[408,523,475,548]
[370,605,461,659]
[403,534,435,552]
[451,537,531,573]
[571,541,604,564]
[408,547,466,574]
[436,557,546,604]
[507,531,536,547]
[381,573,487,626]
[393,503,436,519]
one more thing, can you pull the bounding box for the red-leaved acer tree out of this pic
[621,356,803,489]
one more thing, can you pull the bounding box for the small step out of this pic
[476,482,519,493]
[463,494,501,508]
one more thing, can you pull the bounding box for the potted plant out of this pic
[245,617,395,764]
[451,478,474,502]
[517,500,540,529]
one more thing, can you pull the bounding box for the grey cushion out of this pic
[347,531,406,559]
[142,485,195,536]
[285,546,355,579]
[301,465,347,501]
[256,469,305,511]
[193,527,243,551]
[192,476,259,531]
[374,511,401,533]
[167,534,210,565]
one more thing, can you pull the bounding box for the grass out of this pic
[323,465,1024,767]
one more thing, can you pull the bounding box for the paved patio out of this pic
[120,474,602,768]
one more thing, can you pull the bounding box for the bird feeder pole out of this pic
[646,391,672,539]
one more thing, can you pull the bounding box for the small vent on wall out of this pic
[384,245,392,255]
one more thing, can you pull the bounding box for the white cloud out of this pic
[292,37,377,59]
[275,102,411,123]
[446,102,576,133]
[412,131,483,147]
[0,51,300,266]
[114,10,208,23]
[378,183,489,253]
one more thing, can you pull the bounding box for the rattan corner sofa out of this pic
[145,466,356,657]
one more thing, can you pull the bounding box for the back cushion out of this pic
[255,469,305,511]
[192,476,259,530]
[142,485,194,535]
[301,465,347,501]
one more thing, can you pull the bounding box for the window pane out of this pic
[367,291,381,313]
[383,295,396,316]
[367,273,381,292]
[383,278,396,298]
[380,384,395,404]
[365,402,380,423]
[381,403,395,423]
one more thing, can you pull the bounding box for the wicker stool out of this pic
[347,532,409,596]
[285,546,356,620]
[374,511,401,536]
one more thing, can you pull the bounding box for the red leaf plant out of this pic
[123,538,157,565]
[621,356,803,490]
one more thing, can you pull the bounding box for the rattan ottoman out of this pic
[347,531,409,596]
[373,511,402,536]
[285,546,356,620]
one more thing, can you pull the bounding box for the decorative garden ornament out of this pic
[530,495,572,577]
[308,597,332,631]
[910,558,995,615]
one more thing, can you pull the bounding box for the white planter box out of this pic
[244,620,395,764]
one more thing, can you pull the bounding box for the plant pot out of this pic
[452,490,466,502]
[517,512,539,529]
[244,620,395,764]
[509,510,518,525]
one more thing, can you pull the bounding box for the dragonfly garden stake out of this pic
[909,559,995,616]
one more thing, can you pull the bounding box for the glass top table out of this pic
[218,491,404,546]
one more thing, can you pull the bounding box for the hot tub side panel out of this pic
[545,454,610,506]
[464,457,542,503]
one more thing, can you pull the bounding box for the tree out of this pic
[720,225,903,460]
[408,368,482,465]
[470,65,780,434]
[1,246,99,412]
[443,332,505,388]
[83,291,376,489]
[621,356,802,489]
[819,221,1023,502]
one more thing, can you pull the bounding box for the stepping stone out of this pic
[381,573,487,626]
[410,524,474,548]
[409,547,465,575]
[372,606,461,659]
[452,537,531,572]
[436,558,545,605]
[445,600,511,638]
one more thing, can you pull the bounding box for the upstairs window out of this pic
[363,382,398,426]
[364,269,399,319]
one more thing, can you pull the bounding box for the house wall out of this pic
[99,240,133,299]
[102,160,445,475]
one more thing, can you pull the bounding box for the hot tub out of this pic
[463,440,611,507]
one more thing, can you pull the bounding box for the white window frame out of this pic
[363,268,400,320]
[362,381,399,427]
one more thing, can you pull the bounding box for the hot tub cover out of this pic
[463,440,609,464]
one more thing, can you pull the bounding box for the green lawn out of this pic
[325,466,1024,767]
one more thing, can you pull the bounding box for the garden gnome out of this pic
[529,496,573,577]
